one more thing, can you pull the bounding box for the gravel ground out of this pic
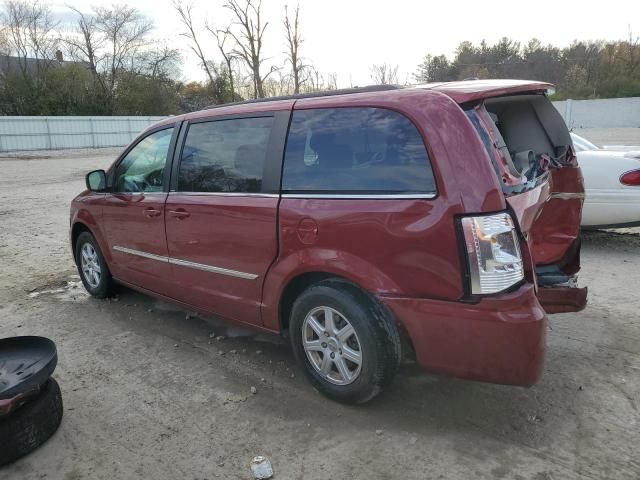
[0,147,639,480]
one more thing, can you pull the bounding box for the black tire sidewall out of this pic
[0,378,64,467]
[290,282,399,403]
[75,231,112,298]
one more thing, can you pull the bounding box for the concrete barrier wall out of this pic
[0,116,166,152]
[552,97,640,129]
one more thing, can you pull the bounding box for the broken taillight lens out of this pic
[620,170,640,186]
[461,212,524,295]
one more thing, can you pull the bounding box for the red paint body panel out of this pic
[382,284,546,386]
[531,166,585,265]
[420,79,553,104]
[262,199,463,331]
[70,192,112,264]
[506,179,552,233]
[537,286,587,313]
[164,194,278,326]
[101,193,174,296]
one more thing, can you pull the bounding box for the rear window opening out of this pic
[467,94,574,194]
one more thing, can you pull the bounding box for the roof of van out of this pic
[152,79,553,129]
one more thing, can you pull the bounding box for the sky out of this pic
[51,0,640,87]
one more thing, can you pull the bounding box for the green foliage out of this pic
[415,37,640,99]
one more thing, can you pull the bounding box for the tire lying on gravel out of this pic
[289,279,401,404]
[0,378,63,467]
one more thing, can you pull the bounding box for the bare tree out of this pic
[223,0,275,98]
[173,0,216,87]
[0,21,9,55]
[142,45,181,79]
[1,0,59,85]
[64,7,105,95]
[93,4,153,104]
[370,63,399,85]
[205,24,236,100]
[283,3,303,94]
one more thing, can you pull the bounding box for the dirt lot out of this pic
[0,147,639,480]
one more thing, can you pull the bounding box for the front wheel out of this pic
[289,279,401,404]
[75,231,114,298]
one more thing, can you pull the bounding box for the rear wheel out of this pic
[289,279,400,403]
[75,231,114,298]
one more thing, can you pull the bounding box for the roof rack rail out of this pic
[205,84,403,110]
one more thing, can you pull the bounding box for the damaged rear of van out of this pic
[379,80,586,386]
[436,80,587,311]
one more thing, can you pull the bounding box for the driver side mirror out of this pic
[86,170,107,192]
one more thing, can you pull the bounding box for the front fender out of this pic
[70,195,110,265]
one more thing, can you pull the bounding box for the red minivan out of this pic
[71,80,587,403]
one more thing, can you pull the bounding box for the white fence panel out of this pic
[553,97,640,129]
[0,116,166,152]
[1,99,638,152]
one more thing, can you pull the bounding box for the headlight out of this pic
[461,212,524,295]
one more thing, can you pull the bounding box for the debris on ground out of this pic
[216,336,225,341]
[223,393,247,405]
[256,350,263,355]
[174,344,179,348]
[376,429,384,435]
[251,386,257,394]
[527,415,543,423]
[250,455,274,479]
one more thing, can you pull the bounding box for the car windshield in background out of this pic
[571,133,599,152]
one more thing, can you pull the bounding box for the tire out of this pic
[75,231,114,298]
[289,279,401,404]
[0,378,64,467]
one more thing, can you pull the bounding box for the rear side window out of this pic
[282,107,436,194]
[178,116,273,193]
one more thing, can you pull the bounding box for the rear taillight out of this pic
[461,212,524,295]
[620,170,640,186]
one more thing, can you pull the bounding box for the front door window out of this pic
[114,128,174,193]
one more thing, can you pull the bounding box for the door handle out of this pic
[143,208,162,217]
[168,209,190,220]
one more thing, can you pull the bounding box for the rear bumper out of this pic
[381,283,546,386]
[538,286,587,314]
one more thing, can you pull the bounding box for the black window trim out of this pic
[279,106,438,198]
[108,121,181,194]
[169,111,291,195]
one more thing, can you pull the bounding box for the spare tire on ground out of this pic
[0,378,63,467]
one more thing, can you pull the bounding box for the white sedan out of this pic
[571,132,640,228]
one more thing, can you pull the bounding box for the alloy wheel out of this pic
[80,242,102,289]
[302,306,363,385]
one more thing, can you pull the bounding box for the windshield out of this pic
[570,133,598,152]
